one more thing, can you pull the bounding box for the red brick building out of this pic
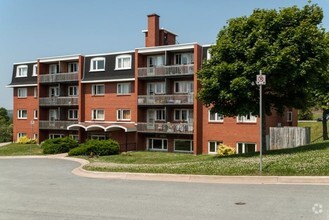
[8,14,297,154]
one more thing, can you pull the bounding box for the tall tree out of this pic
[198,4,329,147]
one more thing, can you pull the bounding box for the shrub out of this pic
[68,139,120,156]
[17,136,37,144]
[217,144,235,156]
[42,137,79,154]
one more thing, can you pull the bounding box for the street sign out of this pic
[256,74,266,85]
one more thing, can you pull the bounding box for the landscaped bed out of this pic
[0,143,43,156]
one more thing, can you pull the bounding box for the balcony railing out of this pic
[39,120,78,130]
[137,122,193,134]
[39,72,78,83]
[138,94,194,105]
[39,97,78,106]
[138,64,194,78]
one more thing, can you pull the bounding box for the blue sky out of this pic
[1,0,328,109]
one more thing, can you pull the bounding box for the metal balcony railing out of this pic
[138,94,194,105]
[138,64,194,77]
[137,122,194,134]
[39,97,78,106]
[39,72,78,83]
[39,120,78,130]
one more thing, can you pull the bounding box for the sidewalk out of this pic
[0,142,11,147]
[1,154,329,185]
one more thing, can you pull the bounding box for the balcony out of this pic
[137,122,193,134]
[138,64,194,78]
[39,97,78,106]
[138,94,194,106]
[39,120,78,130]
[39,72,78,83]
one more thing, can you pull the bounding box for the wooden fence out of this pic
[269,127,310,150]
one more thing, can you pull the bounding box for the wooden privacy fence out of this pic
[269,127,310,150]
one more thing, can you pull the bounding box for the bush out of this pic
[217,144,235,156]
[42,137,79,154]
[17,136,37,144]
[68,139,120,156]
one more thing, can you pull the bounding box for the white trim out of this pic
[208,141,222,154]
[236,142,257,154]
[202,44,214,47]
[33,109,38,120]
[90,57,105,71]
[117,82,131,95]
[32,64,38,76]
[115,54,132,70]
[137,43,196,54]
[91,109,105,121]
[16,65,28,77]
[6,84,37,88]
[39,55,80,63]
[17,88,27,98]
[208,110,224,123]
[85,50,134,58]
[92,84,105,96]
[17,109,27,119]
[117,109,131,121]
[82,78,135,84]
[237,113,257,123]
[83,121,135,124]
[147,138,168,151]
[174,139,193,153]
[13,61,36,65]
[68,109,78,120]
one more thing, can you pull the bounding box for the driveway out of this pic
[0,158,328,220]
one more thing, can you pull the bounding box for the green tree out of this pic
[198,4,329,148]
[0,107,12,142]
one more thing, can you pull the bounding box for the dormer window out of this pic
[90,57,105,71]
[32,64,38,76]
[115,55,132,70]
[16,65,28,77]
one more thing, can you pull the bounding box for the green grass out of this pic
[84,142,329,176]
[298,121,328,142]
[0,143,43,156]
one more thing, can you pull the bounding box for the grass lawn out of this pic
[298,121,328,142]
[84,141,329,176]
[0,143,43,156]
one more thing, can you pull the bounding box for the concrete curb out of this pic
[1,155,329,185]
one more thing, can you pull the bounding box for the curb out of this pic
[1,155,329,185]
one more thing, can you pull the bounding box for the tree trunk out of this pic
[322,109,328,140]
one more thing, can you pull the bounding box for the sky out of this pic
[0,0,328,110]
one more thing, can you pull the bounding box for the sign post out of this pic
[30,120,35,155]
[256,71,266,175]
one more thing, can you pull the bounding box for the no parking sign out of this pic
[256,74,266,85]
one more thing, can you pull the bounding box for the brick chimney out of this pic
[145,14,160,47]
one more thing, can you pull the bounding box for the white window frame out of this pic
[17,133,27,139]
[32,64,38,76]
[17,110,27,119]
[92,109,104,120]
[156,109,165,121]
[174,53,194,65]
[208,110,224,122]
[117,83,131,95]
[174,109,193,122]
[49,134,64,139]
[90,57,105,71]
[49,86,59,97]
[16,65,28,77]
[287,111,293,122]
[68,62,78,73]
[236,142,257,154]
[206,49,211,60]
[174,81,194,94]
[147,138,168,151]
[147,82,166,95]
[92,84,105,96]
[117,109,131,121]
[33,110,38,119]
[208,141,222,154]
[68,109,78,120]
[174,139,193,153]
[115,54,132,70]
[18,88,27,98]
[34,87,38,98]
[49,64,59,74]
[68,86,79,96]
[237,113,257,123]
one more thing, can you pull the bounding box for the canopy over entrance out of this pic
[67,122,136,132]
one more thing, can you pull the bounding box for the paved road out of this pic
[0,159,328,220]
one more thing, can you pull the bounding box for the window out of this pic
[17,110,27,119]
[287,111,293,122]
[147,82,165,95]
[68,62,78,72]
[92,109,104,120]
[69,135,79,141]
[208,141,223,154]
[174,109,193,122]
[17,133,27,139]
[91,135,105,140]
[49,109,58,121]
[117,83,131,95]
[49,134,64,139]
[90,57,105,71]
[237,113,257,123]
[237,143,256,154]
[68,109,78,120]
[174,81,194,93]
[16,65,28,77]
[156,109,165,121]
[33,110,38,119]
[174,139,193,152]
[49,87,59,97]
[147,55,165,67]
[68,86,79,96]
[115,55,132,70]
[208,110,224,122]
[34,87,38,98]
[33,133,38,140]
[117,109,131,121]
[175,53,194,65]
[32,64,38,76]
[206,49,211,60]
[148,138,168,151]
[18,88,27,98]
[92,84,105,95]
[49,64,59,74]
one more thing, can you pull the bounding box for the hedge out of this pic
[68,139,120,156]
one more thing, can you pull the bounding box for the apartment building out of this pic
[8,14,297,154]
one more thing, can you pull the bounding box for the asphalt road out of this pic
[0,159,328,220]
